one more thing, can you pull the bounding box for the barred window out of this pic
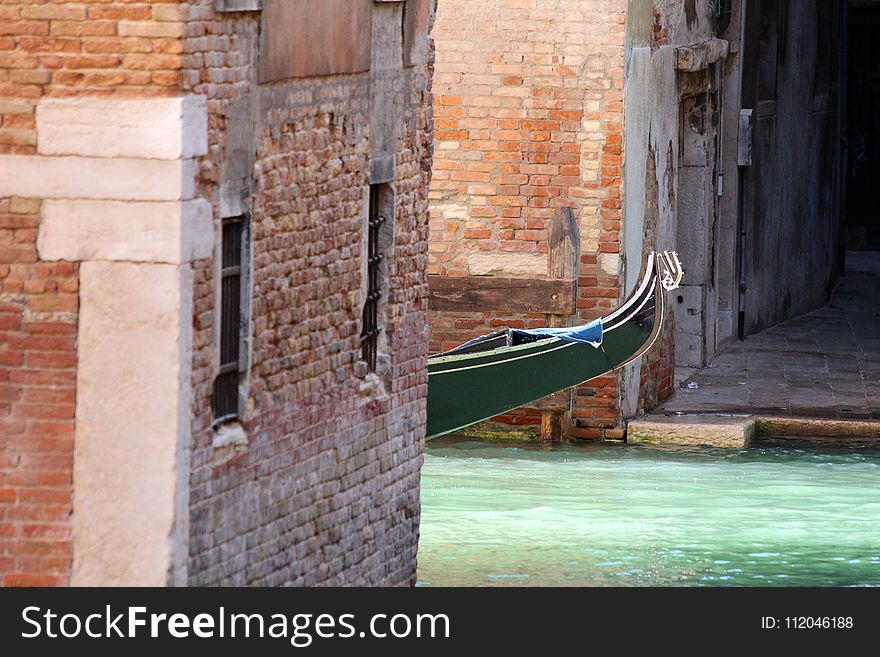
[213,216,245,423]
[361,186,387,373]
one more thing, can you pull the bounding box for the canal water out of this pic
[417,437,880,586]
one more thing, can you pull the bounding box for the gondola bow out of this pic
[425,251,683,439]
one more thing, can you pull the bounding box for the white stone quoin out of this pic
[19,95,211,586]
[38,199,213,264]
[36,96,208,160]
[74,262,193,586]
[0,155,199,201]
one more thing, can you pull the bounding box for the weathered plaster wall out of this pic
[653,0,718,45]
[621,45,678,293]
[622,1,681,416]
[622,0,737,413]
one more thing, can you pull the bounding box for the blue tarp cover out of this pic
[512,318,603,348]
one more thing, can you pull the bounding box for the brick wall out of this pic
[0,0,183,586]
[0,1,186,154]
[0,196,77,586]
[2,0,433,586]
[428,0,627,438]
[185,3,432,585]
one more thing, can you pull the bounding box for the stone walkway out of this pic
[659,252,880,420]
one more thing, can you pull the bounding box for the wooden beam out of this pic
[427,276,576,314]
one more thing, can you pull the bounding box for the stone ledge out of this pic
[755,416,880,439]
[627,414,755,448]
[37,96,207,160]
[0,155,198,201]
[675,38,730,72]
[457,420,538,442]
[628,413,880,448]
[38,199,214,264]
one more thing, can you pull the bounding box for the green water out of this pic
[417,437,880,586]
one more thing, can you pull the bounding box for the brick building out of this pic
[428,0,845,440]
[428,0,657,440]
[1,0,434,586]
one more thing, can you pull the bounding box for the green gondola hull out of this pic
[425,255,666,439]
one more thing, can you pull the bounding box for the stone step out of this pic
[627,414,756,448]
[627,413,880,448]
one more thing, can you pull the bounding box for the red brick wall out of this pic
[428,0,626,438]
[0,1,187,154]
[1,1,188,587]
[2,1,433,586]
[0,197,77,586]
[184,4,432,585]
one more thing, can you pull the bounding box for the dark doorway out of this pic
[844,5,880,251]
[737,0,846,337]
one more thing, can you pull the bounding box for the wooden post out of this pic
[537,207,580,443]
[547,206,580,281]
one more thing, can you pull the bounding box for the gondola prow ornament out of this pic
[659,251,684,291]
[425,252,683,439]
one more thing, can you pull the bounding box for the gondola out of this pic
[426,251,684,439]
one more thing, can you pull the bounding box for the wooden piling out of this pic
[538,207,580,443]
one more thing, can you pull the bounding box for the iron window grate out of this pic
[213,217,244,423]
[361,187,385,373]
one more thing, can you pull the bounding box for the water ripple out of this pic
[418,437,880,587]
